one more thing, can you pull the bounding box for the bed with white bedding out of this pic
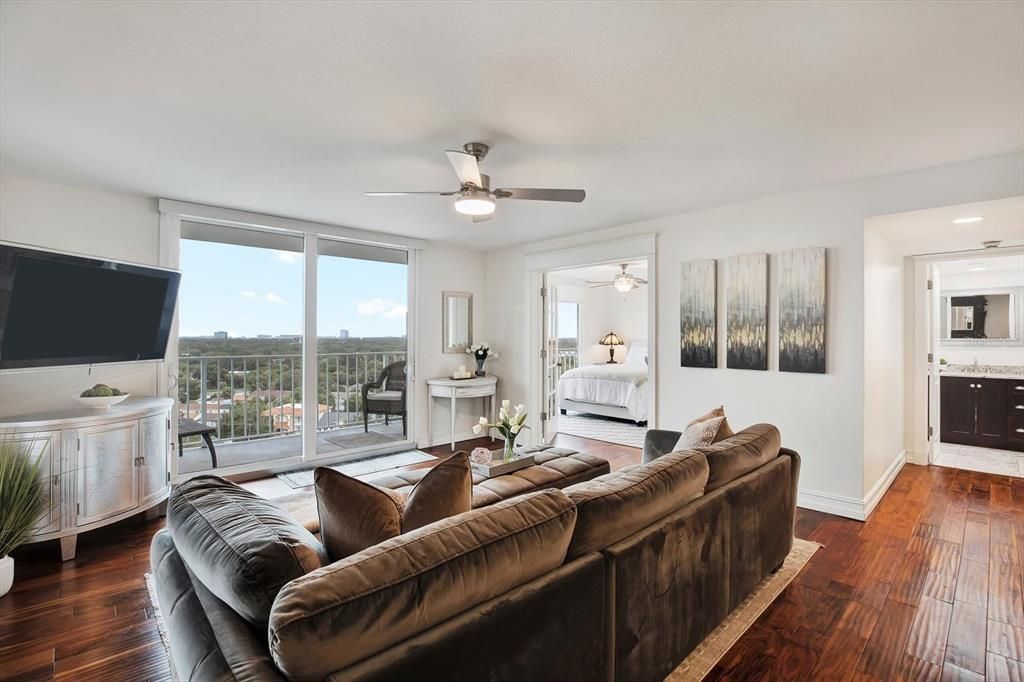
[557,343,649,424]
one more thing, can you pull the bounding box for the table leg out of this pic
[427,393,433,448]
[450,395,456,452]
[490,393,496,442]
[60,534,77,562]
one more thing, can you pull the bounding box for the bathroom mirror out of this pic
[442,291,473,353]
[940,290,1019,342]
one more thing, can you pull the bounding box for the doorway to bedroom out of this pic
[543,260,651,448]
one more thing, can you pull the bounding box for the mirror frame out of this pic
[939,286,1022,346]
[442,291,474,354]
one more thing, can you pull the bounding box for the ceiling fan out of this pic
[365,142,586,223]
[587,264,648,293]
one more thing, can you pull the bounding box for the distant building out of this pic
[277,334,301,340]
[213,331,228,339]
[339,329,350,339]
[256,334,273,339]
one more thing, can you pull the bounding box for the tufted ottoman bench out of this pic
[370,445,611,507]
[273,445,611,533]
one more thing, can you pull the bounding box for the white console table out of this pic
[426,376,497,451]
[0,397,173,561]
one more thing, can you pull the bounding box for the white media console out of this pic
[1,397,173,561]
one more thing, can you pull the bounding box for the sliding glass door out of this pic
[312,238,411,459]
[175,224,413,477]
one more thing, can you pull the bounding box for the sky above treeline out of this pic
[179,240,408,338]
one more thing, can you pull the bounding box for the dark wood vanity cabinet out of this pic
[941,376,1024,451]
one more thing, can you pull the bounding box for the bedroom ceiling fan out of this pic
[365,142,586,223]
[587,264,648,293]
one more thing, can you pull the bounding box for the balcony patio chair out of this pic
[362,361,407,437]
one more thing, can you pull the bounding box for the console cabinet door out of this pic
[139,413,169,506]
[74,421,139,526]
[4,430,62,537]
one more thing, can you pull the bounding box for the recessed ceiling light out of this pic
[968,263,987,271]
[952,216,984,224]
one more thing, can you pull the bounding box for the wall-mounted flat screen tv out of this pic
[0,244,181,370]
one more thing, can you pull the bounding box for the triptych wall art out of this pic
[679,247,826,373]
[679,259,717,368]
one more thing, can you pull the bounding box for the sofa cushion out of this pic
[694,423,782,491]
[563,451,709,559]
[678,415,727,448]
[315,452,472,561]
[314,467,405,562]
[268,489,577,680]
[167,475,327,628]
[402,451,473,531]
[685,405,735,443]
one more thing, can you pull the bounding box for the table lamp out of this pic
[598,331,624,364]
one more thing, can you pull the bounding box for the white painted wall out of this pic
[0,176,164,415]
[414,246,489,447]
[0,176,489,450]
[863,227,905,497]
[484,152,1024,519]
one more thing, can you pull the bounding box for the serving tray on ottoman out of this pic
[470,453,536,478]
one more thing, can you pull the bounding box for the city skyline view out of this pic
[179,240,408,339]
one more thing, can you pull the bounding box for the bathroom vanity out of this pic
[940,368,1024,451]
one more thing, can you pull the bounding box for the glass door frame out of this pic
[159,199,423,483]
[302,236,417,463]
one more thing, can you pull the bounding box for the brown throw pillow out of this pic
[686,405,734,443]
[403,451,473,531]
[314,452,473,561]
[314,467,404,561]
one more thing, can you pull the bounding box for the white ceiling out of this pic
[867,196,1024,256]
[2,1,1022,249]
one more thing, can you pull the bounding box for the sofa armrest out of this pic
[642,429,682,464]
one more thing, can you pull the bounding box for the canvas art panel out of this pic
[726,253,768,370]
[778,247,826,373]
[680,260,717,368]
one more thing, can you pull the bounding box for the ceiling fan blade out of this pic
[365,191,456,196]
[445,150,483,187]
[471,214,493,224]
[635,278,649,285]
[494,188,585,203]
[586,282,614,288]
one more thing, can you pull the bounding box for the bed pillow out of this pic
[625,342,648,366]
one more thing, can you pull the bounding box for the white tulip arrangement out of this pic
[473,399,529,461]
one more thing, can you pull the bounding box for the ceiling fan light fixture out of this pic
[613,276,635,293]
[454,188,495,216]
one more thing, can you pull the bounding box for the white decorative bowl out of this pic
[72,393,131,409]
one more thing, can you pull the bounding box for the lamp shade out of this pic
[599,331,624,346]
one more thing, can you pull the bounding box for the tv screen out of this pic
[0,244,181,370]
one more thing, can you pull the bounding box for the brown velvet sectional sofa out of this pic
[150,423,799,681]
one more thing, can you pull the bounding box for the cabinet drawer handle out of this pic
[1016,385,1024,390]
[1017,428,1024,434]
[52,475,59,487]
[1016,405,1024,410]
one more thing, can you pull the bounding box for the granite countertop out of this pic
[940,364,1024,381]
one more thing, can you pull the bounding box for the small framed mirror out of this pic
[940,289,1021,343]
[442,291,473,354]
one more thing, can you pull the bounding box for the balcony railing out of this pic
[178,352,407,446]
[557,348,580,376]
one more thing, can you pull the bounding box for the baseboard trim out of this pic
[862,450,906,519]
[797,489,868,521]
[797,450,907,522]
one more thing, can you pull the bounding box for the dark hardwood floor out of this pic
[1,435,1021,681]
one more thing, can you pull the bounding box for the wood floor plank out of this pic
[945,600,988,675]
[906,596,954,666]
[988,619,1024,663]
[855,598,917,680]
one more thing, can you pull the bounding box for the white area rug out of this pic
[276,449,435,488]
[559,412,647,448]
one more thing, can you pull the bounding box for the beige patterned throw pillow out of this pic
[685,405,735,443]
[678,415,727,449]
